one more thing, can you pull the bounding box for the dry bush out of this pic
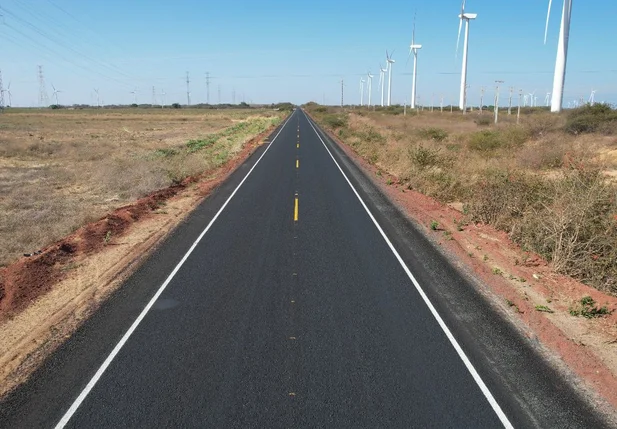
[513,167,617,294]
[467,170,547,229]
[523,113,564,138]
[517,137,570,170]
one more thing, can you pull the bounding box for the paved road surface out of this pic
[0,109,611,428]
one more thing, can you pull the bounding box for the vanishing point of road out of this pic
[0,109,611,428]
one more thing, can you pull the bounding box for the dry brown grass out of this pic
[309,105,617,294]
[0,108,283,267]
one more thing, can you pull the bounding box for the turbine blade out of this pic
[544,0,553,44]
[456,18,463,57]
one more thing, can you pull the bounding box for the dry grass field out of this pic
[308,103,617,295]
[0,108,284,267]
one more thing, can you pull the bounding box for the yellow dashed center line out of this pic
[297,143,299,148]
[296,159,299,169]
[294,196,299,222]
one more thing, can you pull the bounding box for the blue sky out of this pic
[1,0,616,107]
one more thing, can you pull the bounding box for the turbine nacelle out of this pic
[410,44,423,50]
[459,13,477,20]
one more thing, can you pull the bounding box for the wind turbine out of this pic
[160,89,166,108]
[51,84,62,106]
[130,88,138,104]
[359,78,365,106]
[528,90,537,107]
[367,72,373,108]
[408,13,422,109]
[379,63,387,107]
[545,92,551,106]
[545,0,573,113]
[386,50,395,106]
[456,0,477,112]
[588,89,596,105]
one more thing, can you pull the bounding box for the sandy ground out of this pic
[313,116,617,414]
[0,125,274,398]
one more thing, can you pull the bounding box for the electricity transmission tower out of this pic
[206,72,210,104]
[38,65,49,107]
[186,71,191,106]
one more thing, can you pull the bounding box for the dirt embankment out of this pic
[0,124,277,398]
[310,112,617,416]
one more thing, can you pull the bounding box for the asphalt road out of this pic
[0,108,612,428]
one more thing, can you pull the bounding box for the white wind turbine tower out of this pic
[379,63,387,107]
[386,50,395,106]
[367,72,374,108]
[545,92,551,106]
[456,0,477,111]
[588,89,596,105]
[359,78,365,106]
[51,84,62,105]
[130,88,138,104]
[160,89,166,108]
[545,0,573,113]
[408,13,422,109]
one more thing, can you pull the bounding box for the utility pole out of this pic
[186,72,191,106]
[152,86,156,106]
[232,88,236,104]
[206,72,210,104]
[217,84,221,104]
[508,87,513,115]
[38,65,49,108]
[494,81,504,124]
[340,79,344,107]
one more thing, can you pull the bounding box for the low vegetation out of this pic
[307,102,617,295]
[0,108,283,266]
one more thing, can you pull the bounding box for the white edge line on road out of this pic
[54,111,296,429]
[303,111,514,429]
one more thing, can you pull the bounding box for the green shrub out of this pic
[564,103,617,135]
[323,114,348,129]
[418,127,448,142]
[468,130,503,152]
[569,296,612,318]
[408,145,445,169]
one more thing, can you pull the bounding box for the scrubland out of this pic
[0,108,283,266]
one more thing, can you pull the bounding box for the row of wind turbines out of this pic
[357,0,575,114]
